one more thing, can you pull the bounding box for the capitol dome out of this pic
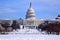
[25,2,36,20]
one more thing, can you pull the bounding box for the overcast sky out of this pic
[0,0,60,20]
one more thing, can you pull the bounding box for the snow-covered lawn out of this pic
[0,29,60,40]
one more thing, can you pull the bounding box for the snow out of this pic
[0,29,60,40]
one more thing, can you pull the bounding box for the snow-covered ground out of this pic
[0,29,60,40]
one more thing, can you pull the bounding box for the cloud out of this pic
[0,8,16,13]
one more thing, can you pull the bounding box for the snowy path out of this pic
[0,29,60,40]
[0,34,60,40]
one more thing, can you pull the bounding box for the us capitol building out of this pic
[17,2,44,29]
